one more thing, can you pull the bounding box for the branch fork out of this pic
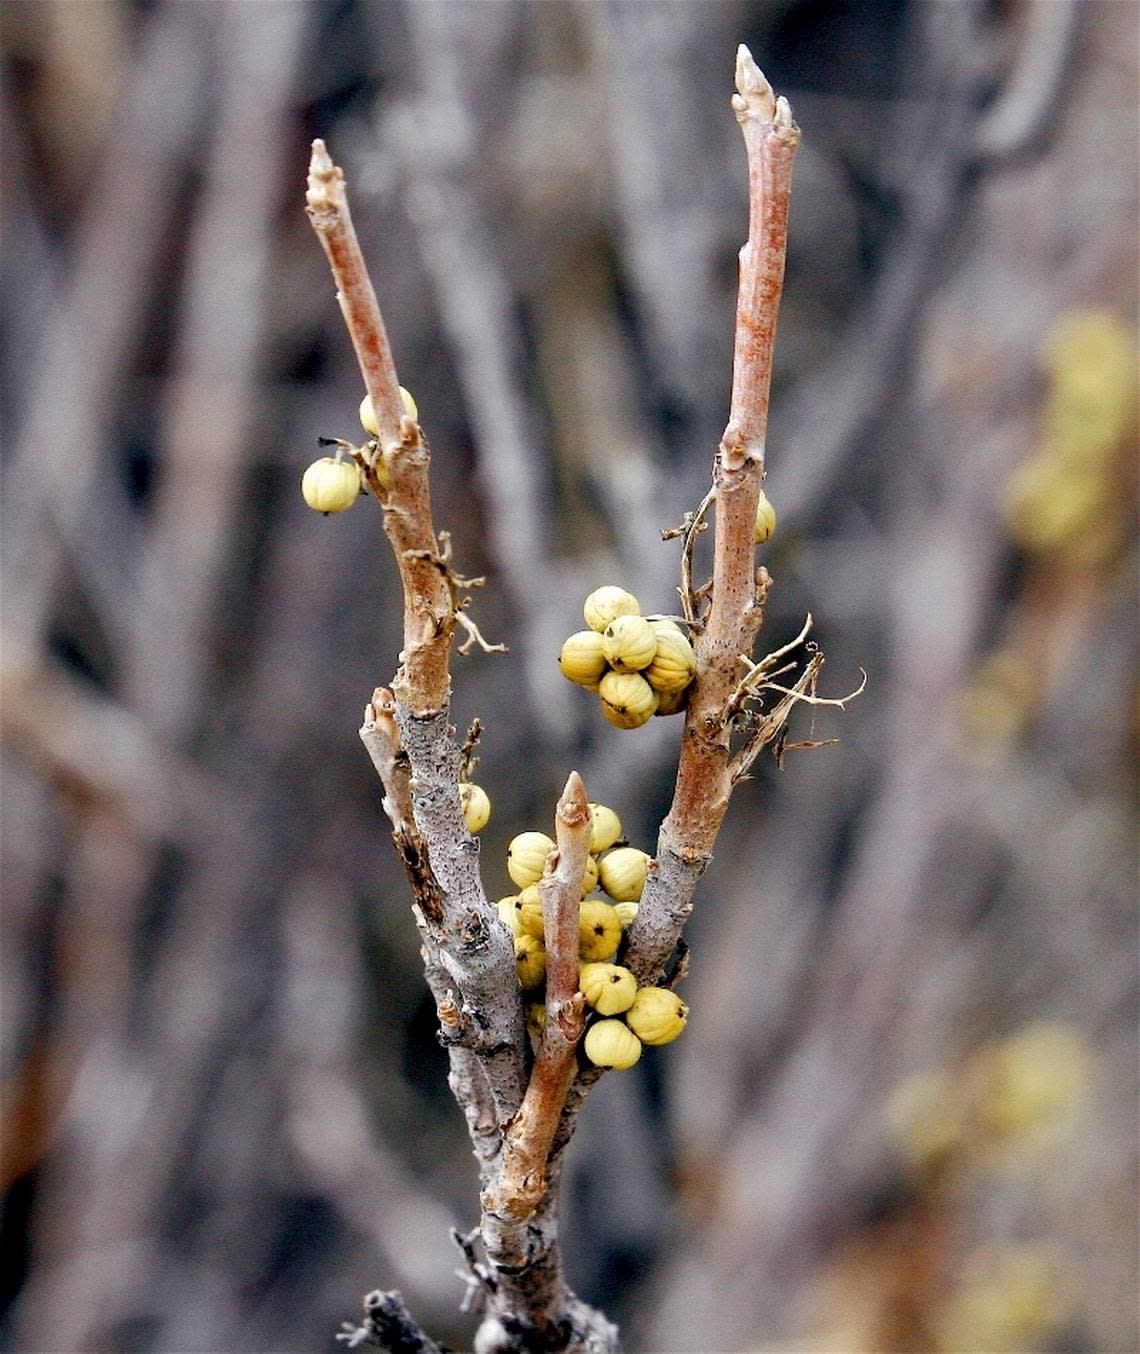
[313,44,831,1353]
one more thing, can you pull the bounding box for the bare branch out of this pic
[307,140,456,715]
[311,143,526,1129]
[625,50,799,986]
[307,140,405,451]
[726,45,800,465]
[491,773,590,1223]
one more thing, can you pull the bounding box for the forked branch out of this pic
[313,42,845,1354]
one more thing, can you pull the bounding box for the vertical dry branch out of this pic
[490,773,590,1221]
[626,48,800,983]
[308,142,526,1127]
[477,772,616,1352]
[307,141,454,716]
[306,140,404,450]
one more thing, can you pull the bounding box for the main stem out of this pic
[326,41,800,1354]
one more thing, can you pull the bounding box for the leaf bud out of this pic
[584,1018,642,1070]
[300,457,361,514]
[514,933,547,990]
[359,386,418,437]
[578,899,622,962]
[587,803,622,854]
[626,986,688,1045]
[598,847,650,902]
[559,631,608,689]
[754,489,777,544]
[459,782,491,833]
[507,831,555,889]
[598,671,658,729]
[583,585,640,634]
[578,962,638,1015]
[645,622,696,694]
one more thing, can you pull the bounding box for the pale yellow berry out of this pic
[359,387,418,437]
[601,614,658,673]
[644,622,696,694]
[583,585,640,634]
[598,847,650,902]
[459,782,491,833]
[507,831,555,889]
[613,901,639,928]
[515,933,547,990]
[496,897,523,937]
[300,457,361,514]
[598,671,658,729]
[654,684,691,717]
[754,489,777,544]
[584,1018,642,1070]
[626,986,688,1045]
[580,853,599,897]
[587,803,622,854]
[578,899,622,962]
[578,962,638,1016]
[559,631,608,689]
[518,886,545,940]
[526,1002,547,1036]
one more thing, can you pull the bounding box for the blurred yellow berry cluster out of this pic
[497,803,687,1068]
[559,587,697,728]
[933,1243,1075,1354]
[886,1022,1090,1182]
[1002,309,1136,567]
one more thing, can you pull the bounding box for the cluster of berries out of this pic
[497,803,687,1070]
[299,387,418,515]
[559,587,697,729]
